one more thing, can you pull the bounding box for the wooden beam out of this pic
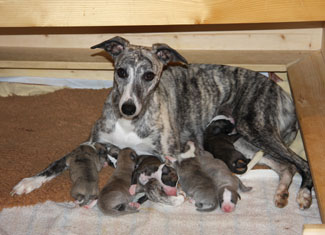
[287,52,325,222]
[0,47,316,72]
[303,224,325,235]
[0,28,322,51]
[0,69,114,81]
[1,0,325,27]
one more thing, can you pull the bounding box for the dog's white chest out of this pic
[98,118,155,155]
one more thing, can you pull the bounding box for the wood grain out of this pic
[0,28,322,50]
[0,47,315,72]
[287,52,325,222]
[1,0,325,27]
[303,224,325,235]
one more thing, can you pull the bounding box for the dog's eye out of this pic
[142,72,155,81]
[117,68,128,78]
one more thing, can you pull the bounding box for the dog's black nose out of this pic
[121,100,136,116]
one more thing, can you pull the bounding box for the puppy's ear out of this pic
[152,43,188,65]
[91,36,129,59]
[130,151,138,161]
[108,146,120,159]
[94,143,107,155]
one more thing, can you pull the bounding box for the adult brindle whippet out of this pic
[11,36,312,209]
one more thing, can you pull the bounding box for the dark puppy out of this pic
[204,116,250,174]
[98,148,139,216]
[66,143,107,207]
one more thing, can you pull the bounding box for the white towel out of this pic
[0,170,321,235]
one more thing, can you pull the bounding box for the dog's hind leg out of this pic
[239,129,312,209]
[11,154,68,195]
[261,156,297,208]
[234,138,297,208]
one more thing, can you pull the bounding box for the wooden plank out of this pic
[0,28,322,51]
[1,0,325,27]
[0,47,315,72]
[0,69,114,81]
[287,52,325,222]
[321,23,325,61]
[303,224,325,235]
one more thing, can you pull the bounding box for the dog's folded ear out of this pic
[152,43,188,65]
[91,36,130,59]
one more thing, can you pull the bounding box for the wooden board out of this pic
[0,28,322,51]
[287,52,325,222]
[0,47,316,72]
[304,224,325,235]
[1,0,325,27]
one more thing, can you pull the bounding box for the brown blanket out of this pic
[0,88,114,210]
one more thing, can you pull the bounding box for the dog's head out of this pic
[91,36,188,119]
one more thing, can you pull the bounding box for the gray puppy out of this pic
[167,141,217,212]
[98,147,139,216]
[66,143,107,207]
[198,149,252,213]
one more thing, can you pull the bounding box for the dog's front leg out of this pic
[11,153,69,195]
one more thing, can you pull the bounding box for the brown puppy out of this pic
[66,143,106,207]
[167,141,217,212]
[98,148,139,216]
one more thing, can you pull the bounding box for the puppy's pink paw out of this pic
[129,202,140,209]
[129,184,137,195]
[83,199,98,209]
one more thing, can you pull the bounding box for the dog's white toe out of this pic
[296,188,312,209]
[11,176,52,195]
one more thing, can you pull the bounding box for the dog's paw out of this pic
[11,176,51,195]
[274,188,289,208]
[296,188,312,210]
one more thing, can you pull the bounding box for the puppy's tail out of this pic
[98,191,139,216]
[195,202,217,212]
[238,178,252,192]
[99,202,139,216]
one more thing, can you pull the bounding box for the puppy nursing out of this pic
[169,142,217,212]
[66,143,107,207]
[98,148,139,216]
[198,150,252,213]
[130,154,183,206]
[169,141,252,213]
[204,117,250,174]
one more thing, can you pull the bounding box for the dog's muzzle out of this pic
[121,99,137,116]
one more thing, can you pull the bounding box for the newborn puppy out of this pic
[98,148,139,216]
[199,150,252,213]
[167,141,217,212]
[131,154,163,185]
[134,177,184,206]
[204,116,250,174]
[66,143,107,207]
[129,155,181,205]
